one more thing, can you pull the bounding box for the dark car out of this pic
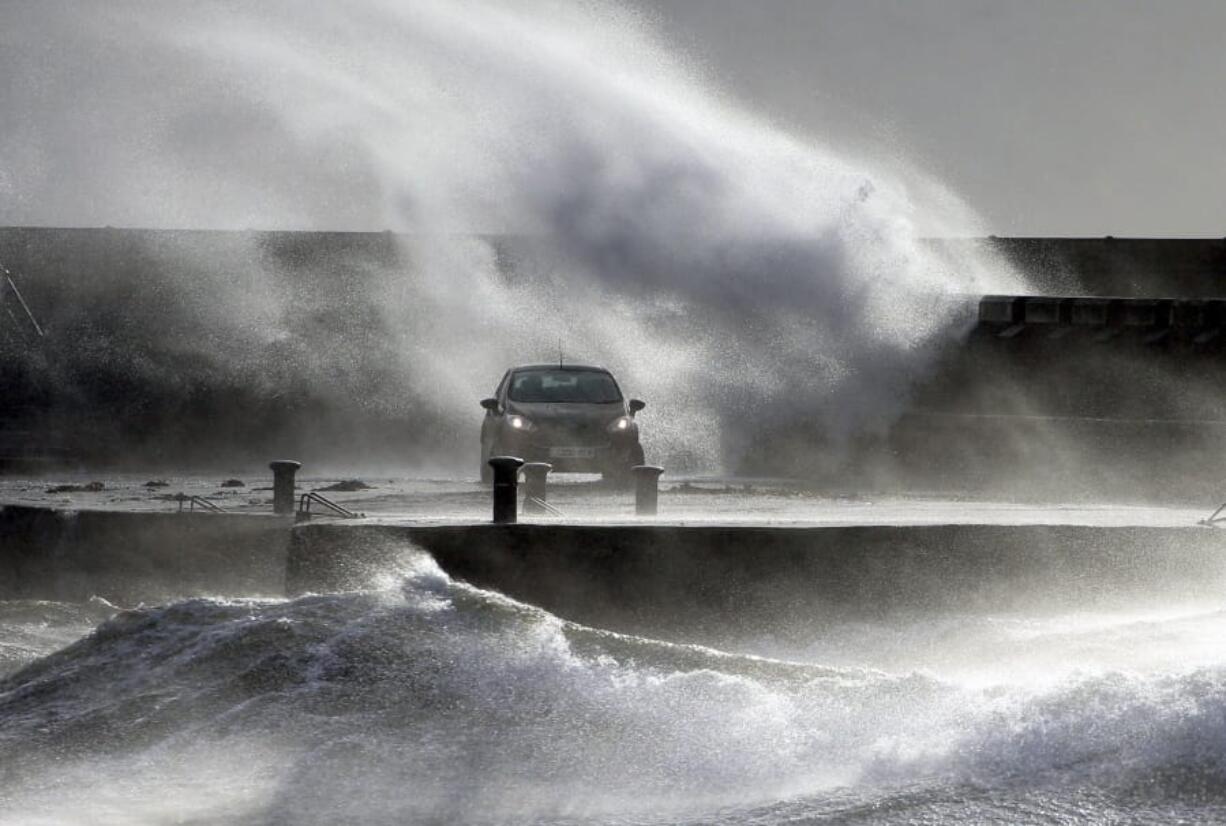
[480,365,646,482]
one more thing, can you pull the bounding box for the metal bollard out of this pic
[632,465,664,516]
[269,460,302,516]
[488,456,525,524]
[521,462,552,515]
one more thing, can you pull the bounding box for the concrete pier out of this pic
[5,493,1224,643]
[286,519,1226,640]
[0,504,292,603]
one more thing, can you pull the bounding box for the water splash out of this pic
[5,0,1023,471]
[4,544,1226,825]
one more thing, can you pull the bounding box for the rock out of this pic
[220,479,245,488]
[144,480,170,488]
[46,481,104,494]
[316,480,373,492]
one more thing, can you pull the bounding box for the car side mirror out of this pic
[629,399,646,415]
[480,397,499,412]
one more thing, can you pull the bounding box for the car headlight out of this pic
[608,416,633,433]
[507,414,533,431]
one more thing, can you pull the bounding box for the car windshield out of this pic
[508,369,622,404]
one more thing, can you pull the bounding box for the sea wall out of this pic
[3,228,1226,493]
[0,505,292,603]
[3,228,1223,302]
[5,503,1225,639]
[288,521,1226,641]
[942,236,1226,298]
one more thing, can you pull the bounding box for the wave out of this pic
[2,544,1226,824]
[0,597,118,678]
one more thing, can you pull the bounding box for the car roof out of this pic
[510,364,612,374]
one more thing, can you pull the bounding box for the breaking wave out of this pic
[3,0,1024,472]
[3,544,1226,825]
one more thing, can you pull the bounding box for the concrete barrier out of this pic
[1023,296,1070,325]
[1171,298,1226,330]
[0,505,292,603]
[978,295,1214,334]
[7,500,1225,646]
[979,295,1026,325]
[286,521,1226,642]
[1070,297,1118,327]
[1119,299,1171,328]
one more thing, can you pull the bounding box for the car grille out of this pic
[534,420,608,446]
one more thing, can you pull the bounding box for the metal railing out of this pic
[523,496,564,517]
[0,263,45,338]
[1199,503,1226,526]
[297,491,364,521]
[174,493,225,513]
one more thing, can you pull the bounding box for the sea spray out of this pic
[4,0,1022,472]
[0,547,939,822]
[5,543,1226,824]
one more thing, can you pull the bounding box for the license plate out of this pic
[549,446,595,459]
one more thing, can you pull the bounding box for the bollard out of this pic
[521,462,552,515]
[269,460,302,516]
[631,465,664,516]
[488,456,524,524]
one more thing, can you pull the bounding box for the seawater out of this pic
[3,544,1226,825]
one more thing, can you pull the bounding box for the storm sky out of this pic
[1,0,1223,236]
[637,0,1226,237]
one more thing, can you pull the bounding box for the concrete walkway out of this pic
[1,474,1216,528]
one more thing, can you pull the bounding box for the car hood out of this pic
[505,401,626,425]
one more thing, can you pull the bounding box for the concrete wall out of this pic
[5,502,1224,642]
[4,229,1223,300]
[4,227,1226,489]
[935,237,1226,297]
[288,521,1226,643]
[0,505,292,603]
[0,226,426,469]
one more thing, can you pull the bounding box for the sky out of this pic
[1,0,1224,237]
[636,0,1226,237]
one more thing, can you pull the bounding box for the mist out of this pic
[0,0,1023,474]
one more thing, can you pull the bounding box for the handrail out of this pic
[523,496,564,517]
[1,264,45,337]
[174,492,225,513]
[1199,503,1226,526]
[297,491,364,521]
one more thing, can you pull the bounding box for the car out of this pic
[480,364,646,482]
